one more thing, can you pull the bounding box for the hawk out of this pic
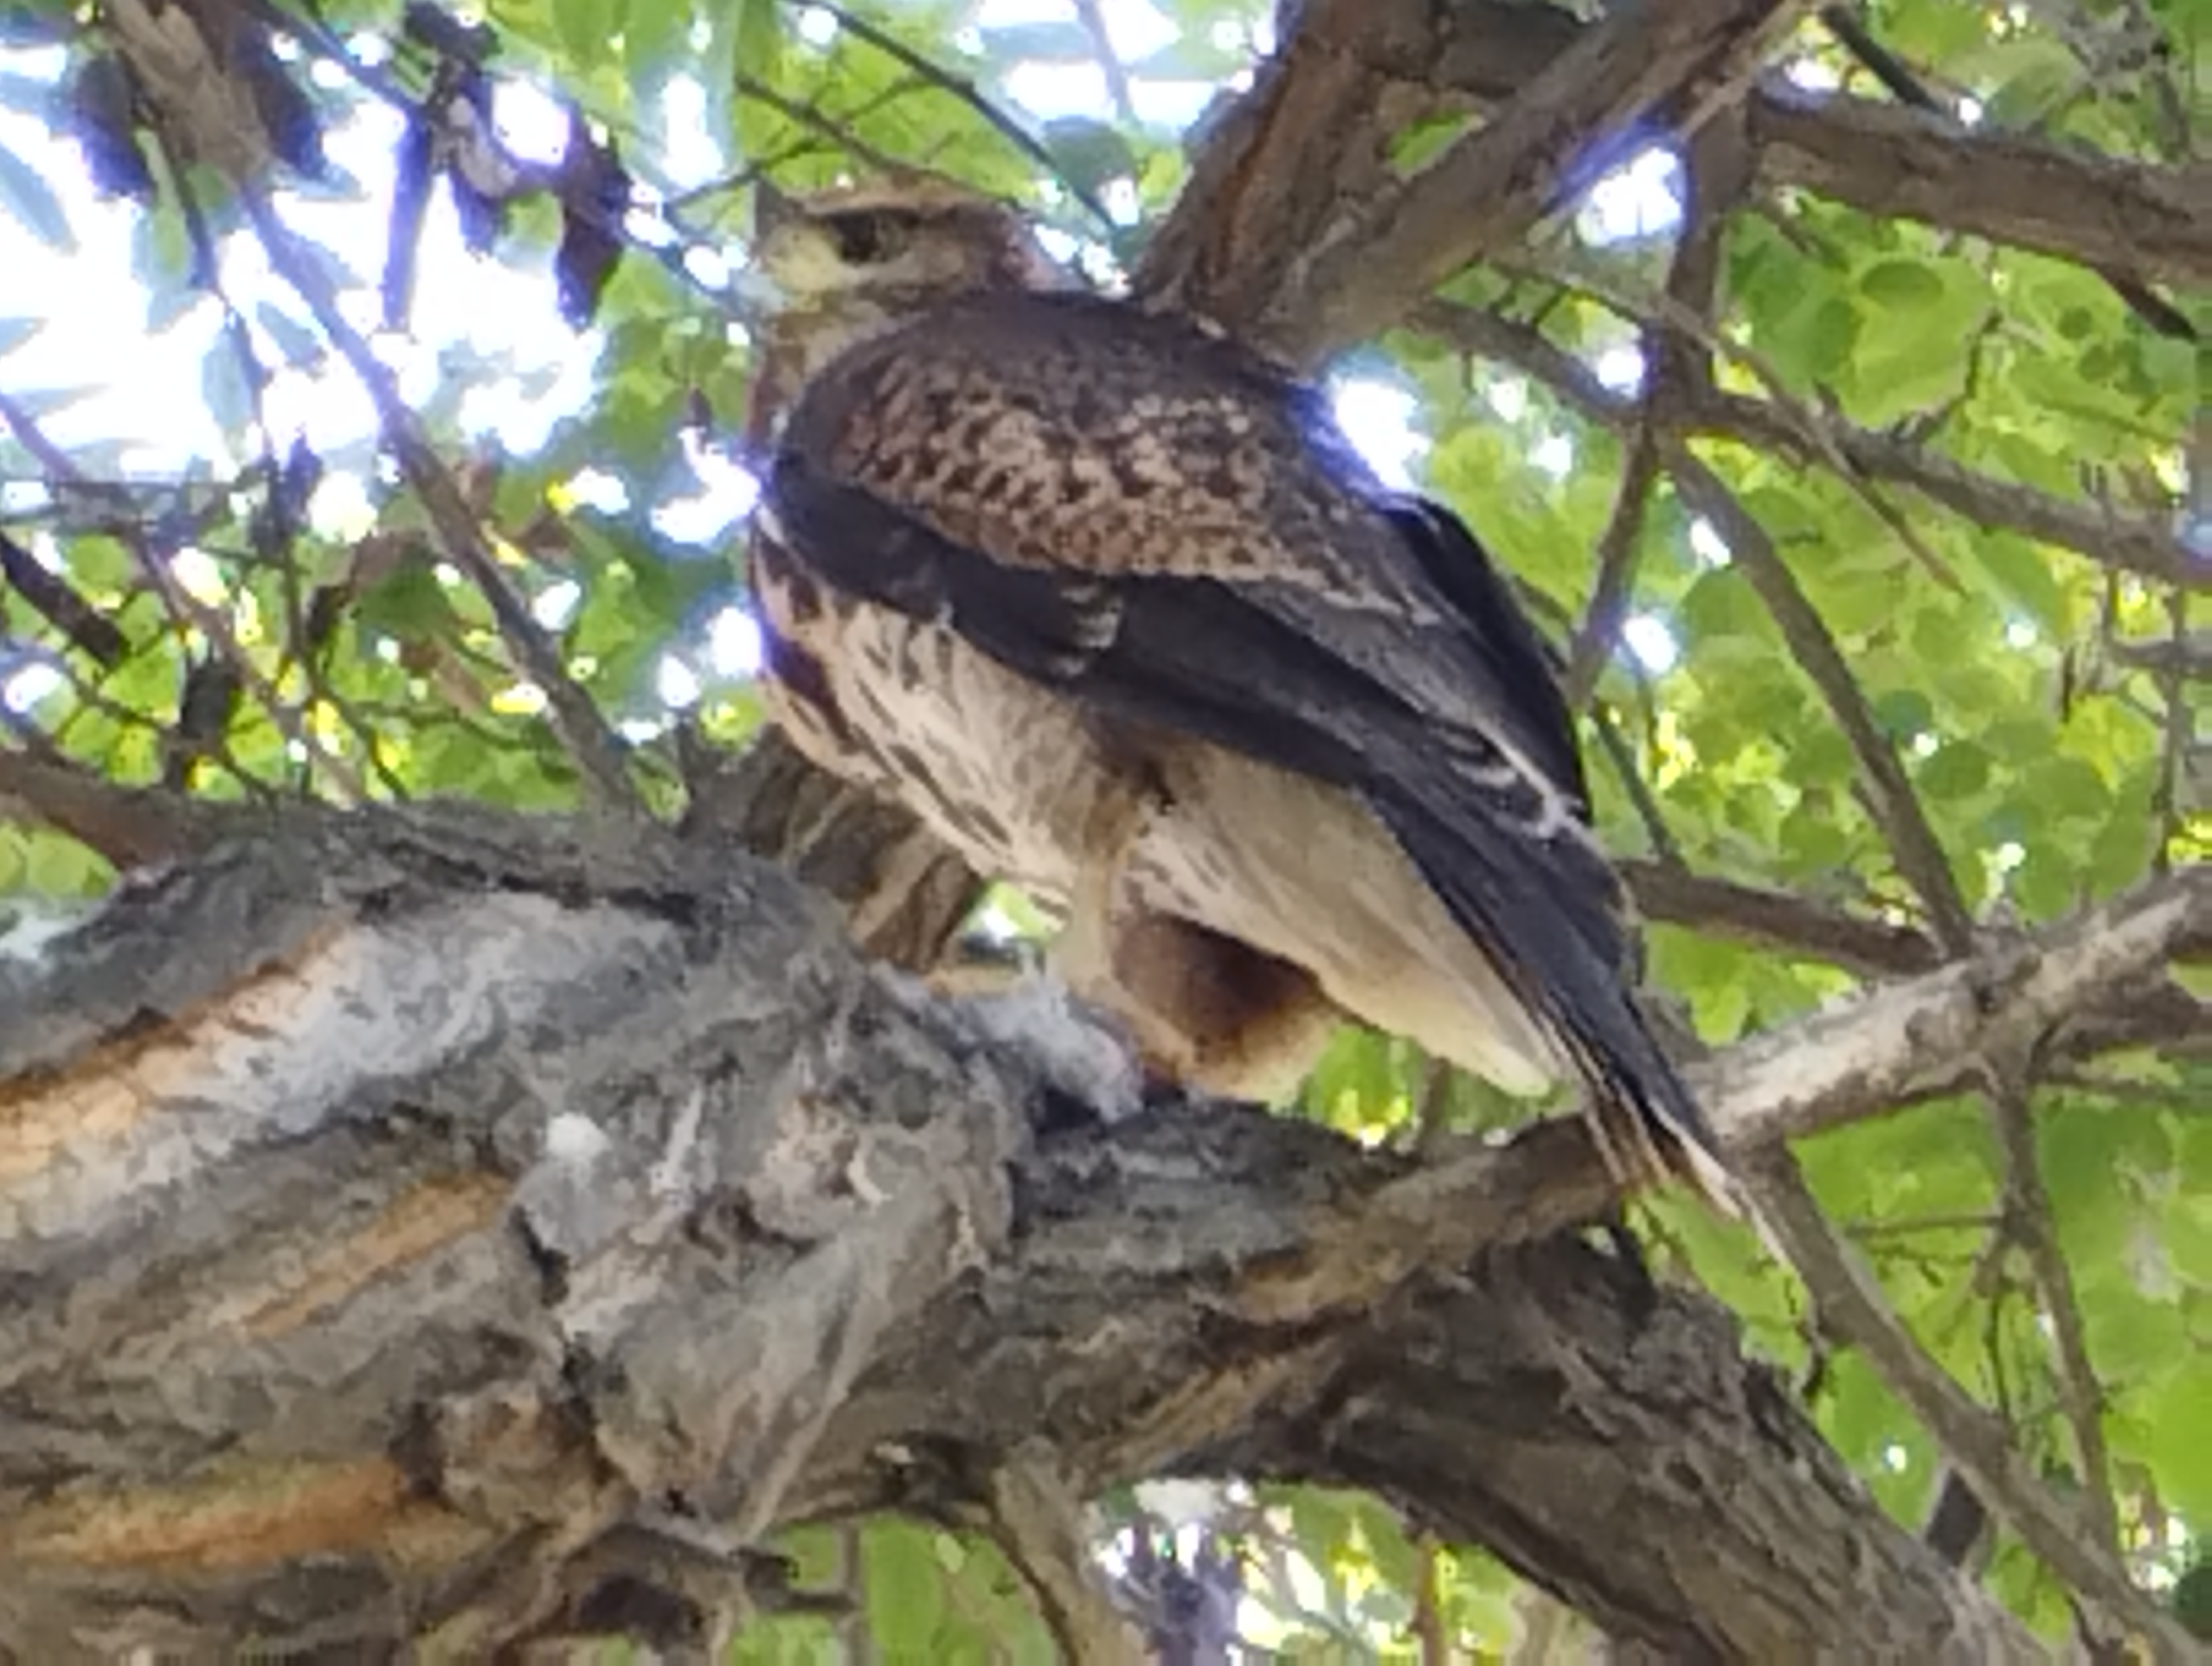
[744,184,1733,1206]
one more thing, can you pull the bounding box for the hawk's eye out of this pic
[829,214,900,264]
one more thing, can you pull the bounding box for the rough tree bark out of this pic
[10,804,2177,1658]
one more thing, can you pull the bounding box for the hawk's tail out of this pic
[1376,786,1746,1218]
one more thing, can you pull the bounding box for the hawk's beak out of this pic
[742,182,807,306]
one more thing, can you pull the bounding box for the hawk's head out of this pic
[755,180,1063,312]
[745,178,1066,437]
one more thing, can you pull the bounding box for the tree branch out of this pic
[1986,1076,2121,1566]
[1750,85,2211,296]
[239,194,642,815]
[1261,0,1815,363]
[1152,0,2208,328]
[1621,860,1940,978]
[0,750,254,867]
[1412,300,2203,591]
[1564,411,1660,709]
[0,734,1959,995]
[2110,630,2212,680]
[1696,867,2206,1148]
[1665,446,1980,953]
[0,804,2095,1657]
[974,1443,1147,1663]
[1742,1149,2198,1663]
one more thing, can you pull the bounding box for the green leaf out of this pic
[1918,740,1992,801]
[863,1521,947,1650]
[2084,1291,2189,1385]
[355,564,461,639]
[23,828,110,897]
[1352,1495,1421,1592]
[1044,117,1137,196]
[1300,1027,1404,1131]
[623,0,691,73]
[1785,294,1860,383]
[1859,259,1945,310]
[0,139,72,250]
[2020,755,2110,824]
[1679,568,1768,651]
[1872,688,1934,741]
[132,201,196,303]
[1970,536,2068,635]
[729,0,783,156]
[554,0,619,67]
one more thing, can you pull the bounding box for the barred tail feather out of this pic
[1376,785,1744,1218]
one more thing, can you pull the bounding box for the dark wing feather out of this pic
[765,292,1725,1196]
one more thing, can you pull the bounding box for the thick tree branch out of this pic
[1260,0,1814,363]
[1697,867,2207,1147]
[1750,86,2211,296]
[1144,0,2207,343]
[0,805,2101,1657]
[1210,872,2204,1344]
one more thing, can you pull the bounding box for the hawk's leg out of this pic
[1049,781,1160,1006]
[1105,912,1342,1103]
[1050,786,1341,1102]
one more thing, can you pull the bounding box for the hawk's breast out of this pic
[753,537,1119,901]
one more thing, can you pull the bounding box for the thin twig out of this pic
[2148,588,2191,873]
[1589,701,1685,868]
[240,193,641,815]
[2110,629,2212,681]
[1985,1075,2123,1564]
[1414,298,2201,593]
[1812,1,2192,336]
[1742,1148,2197,1664]
[1410,1534,1450,1665]
[1564,426,1659,708]
[1620,860,1939,977]
[796,0,1116,230]
[1665,445,1979,954]
[0,393,368,804]
[735,75,913,181]
[1510,247,1965,593]
[1070,0,1136,124]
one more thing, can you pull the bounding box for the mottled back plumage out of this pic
[748,189,1737,1209]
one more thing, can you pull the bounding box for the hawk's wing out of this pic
[764,291,1725,1196]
